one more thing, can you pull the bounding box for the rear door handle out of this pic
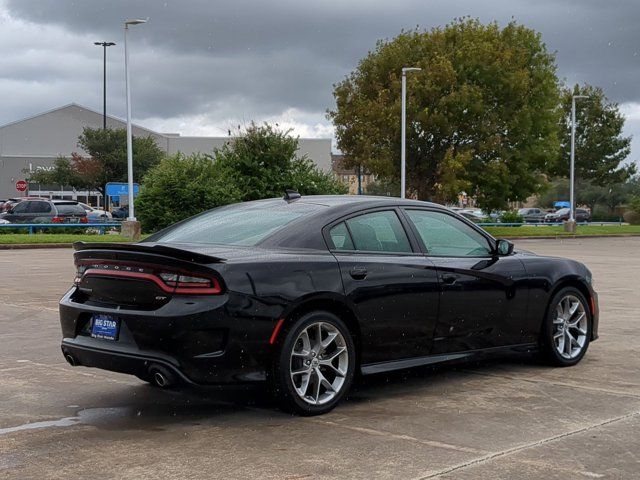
[350,266,368,280]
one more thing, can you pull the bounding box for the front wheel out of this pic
[271,311,356,415]
[540,287,592,366]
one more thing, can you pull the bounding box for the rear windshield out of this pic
[55,203,86,215]
[155,202,321,246]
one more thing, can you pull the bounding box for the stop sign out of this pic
[15,180,28,192]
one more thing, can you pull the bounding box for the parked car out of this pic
[544,208,591,223]
[0,199,88,224]
[0,196,47,213]
[518,208,547,223]
[78,202,112,222]
[459,209,487,222]
[111,206,128,219]
[1,198,25,213]
[60,194,599,415]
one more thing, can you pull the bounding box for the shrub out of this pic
[624,197,640,225]
[499,211,524,224]
[213,123,347,201]
[136,124,348,233]
[136,153,242,232]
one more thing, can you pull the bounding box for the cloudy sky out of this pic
[0,0,639,161]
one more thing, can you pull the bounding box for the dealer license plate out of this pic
[90,314,119,341]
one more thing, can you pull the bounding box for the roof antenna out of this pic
[283,189,301,201]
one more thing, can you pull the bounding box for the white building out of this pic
[0,103,332,202]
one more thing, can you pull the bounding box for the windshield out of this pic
[154,202,321,246]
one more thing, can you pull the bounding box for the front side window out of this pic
[344,210,412,253]
[405,209,492,257]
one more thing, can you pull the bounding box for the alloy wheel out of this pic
[289,321,349,405]
[552,294,588,360]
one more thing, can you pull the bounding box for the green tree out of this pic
[212,123,346,201]
[136,153,242,232]
[553,84,634,186]
[26,127,164,196]
[137,123,347,232]
[329,19,561,210]
[27,156,83,187]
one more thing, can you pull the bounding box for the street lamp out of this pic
[94,42,116,130]
[401,67,421,199]
[124,18,147,223]
[568,94,588,231]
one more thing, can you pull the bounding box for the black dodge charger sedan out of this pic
[60,194,599,415]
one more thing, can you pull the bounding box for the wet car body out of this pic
[59,195,598,412]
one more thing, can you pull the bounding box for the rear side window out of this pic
[55,203,86,215]
[344,210,412,253]
[328,222,354,250]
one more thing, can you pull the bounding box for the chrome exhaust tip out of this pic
[149,365,176,388]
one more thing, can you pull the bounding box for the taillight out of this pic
[74,261,222,295]
[51,216,64,223]
[158,272,221,294]
[80,217,89,223]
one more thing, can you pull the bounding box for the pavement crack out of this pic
[0,301,58,312]
[416,410,640,479]
[461,369,640,399]
[306,418,487,455]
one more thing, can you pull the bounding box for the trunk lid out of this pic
[71,242,227,310]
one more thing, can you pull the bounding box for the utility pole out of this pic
[94,42,116,130]
[401,67,421,199]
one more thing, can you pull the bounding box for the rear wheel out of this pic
[271,311,356,415]
[540,287,591,366]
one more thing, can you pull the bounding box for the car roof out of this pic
[253,195,452,250]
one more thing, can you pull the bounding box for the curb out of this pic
[501,234,640,240]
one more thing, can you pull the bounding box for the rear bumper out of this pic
[61,338,197,385]
[59,287,276,385]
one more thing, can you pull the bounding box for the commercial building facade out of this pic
[0,104,332,202]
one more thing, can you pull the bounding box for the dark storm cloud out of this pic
[1,0,639,138]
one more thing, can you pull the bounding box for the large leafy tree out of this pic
[553,84,635,186]
[27,127,164,196]
[329,19,561,210]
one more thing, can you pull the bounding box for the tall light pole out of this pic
[568,94,588,230]
[94,42,116,130]
[124,19,146,223]
[401,67,421,199]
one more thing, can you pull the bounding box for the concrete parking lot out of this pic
[1,238,639,479]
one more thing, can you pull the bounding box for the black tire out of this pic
[271,311,356,416]
[540,287,592,367]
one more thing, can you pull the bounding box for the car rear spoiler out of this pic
[73,242,226,264]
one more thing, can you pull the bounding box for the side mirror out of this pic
[495,238,514,256]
